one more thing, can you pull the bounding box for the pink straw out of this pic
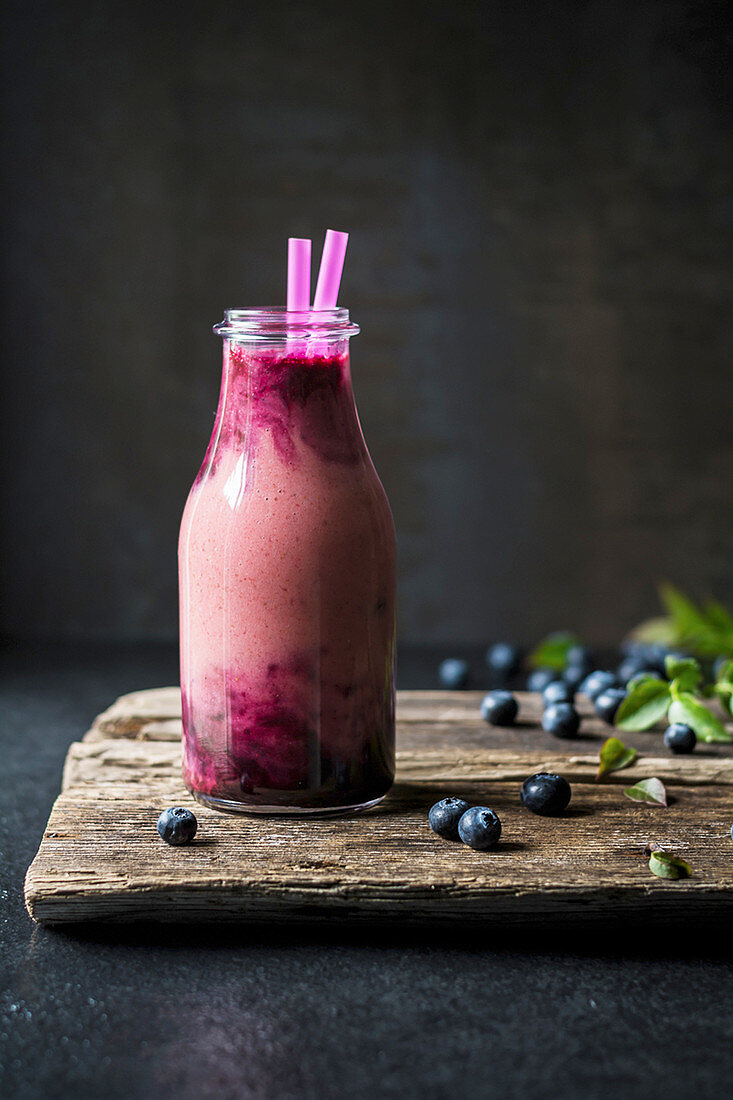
[313,230,349,310]
[287,238,311,311]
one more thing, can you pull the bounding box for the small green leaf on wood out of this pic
[664,655,702,691]
[615,679,671,731]
[597,736,637,780]
[528,631,580,671]
[668,693,732,744]
[623,777,667,807]
[649,850,692,880]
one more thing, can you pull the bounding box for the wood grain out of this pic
[25,688,733,924]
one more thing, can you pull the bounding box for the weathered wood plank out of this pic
[82,687,733,756]
[25,687,733,925]
[61,738,733,793]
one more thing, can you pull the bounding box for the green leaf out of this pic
[668,693,732,744]
[659,583,709,637]
[597,736,637,780]
[615,679,671,731]
[649,850,692,880]
[714,681,733,716]
[623,777,667,806]
[528,631,580,671]
[715,659,733,685]
[658,585,733,658]
[664,655,702,691]
[704,600,733,634]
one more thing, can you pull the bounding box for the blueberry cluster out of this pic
[428,798,502,850]
[429,772,571,848]
[465,637,716,755]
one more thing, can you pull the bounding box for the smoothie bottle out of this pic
[178,306,396,813]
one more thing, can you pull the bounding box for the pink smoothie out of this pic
[179,329,396,812]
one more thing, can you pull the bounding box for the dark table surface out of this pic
[2,641,733,1100]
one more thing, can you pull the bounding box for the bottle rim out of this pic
[213,307,360,342]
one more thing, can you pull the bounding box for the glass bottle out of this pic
[179,308,396,814]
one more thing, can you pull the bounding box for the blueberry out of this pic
[457,806,502,850]
[542,680,574,706]
[520,773,572,816]
[617,657,648,684]
[428,797,471,840]
[579,670,619,700]
[542,702,580,739]
[157,806,198,846]
[526,668,559,693]
[565,645,593,669]
[623,668,663,689]
[438,658,469,689]
[594,687,627,725]
[620,642,667,677]
[663,723,697,754]
[480,690,519,726]
[485,642,522,679]
[563,663,590,692]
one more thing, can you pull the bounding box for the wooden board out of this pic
[25,689,733,924]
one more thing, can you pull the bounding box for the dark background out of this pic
[2,7,733,1099]
[2,0,732,647]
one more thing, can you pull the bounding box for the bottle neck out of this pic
[213,338,366,467]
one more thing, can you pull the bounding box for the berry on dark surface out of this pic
[563,663,590,692]
[594,687,627,725]
[157,806,198,846]
[579,670,619,701]
[542,680,574,707]
[480,690,519,726]
[542,702,580,739]
[623,667,663,688]
[521,773,572,816]
[663,723,697,754]
[428,797,471,840]
[457,806,502,850]
[617,657,651,684]
[485,642,522,679]
[438,658,469,689]
[526,668,559,693]
[565,645,593,669]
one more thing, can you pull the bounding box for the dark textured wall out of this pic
[1,0,731,645]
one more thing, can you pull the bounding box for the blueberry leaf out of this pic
[668,693,732,744]
[615,679,671,731]
[528,631,580,671]
[714,659,733,686]
[649,850,692,880]
[714,681,733,714]
[659,583,710,638]
[633,585,733,659]
[597,736,637,780]
[664,655,702,691]
[623,777,667,807]
[704,600,733,634]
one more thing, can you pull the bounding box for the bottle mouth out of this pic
[213,307,360,342]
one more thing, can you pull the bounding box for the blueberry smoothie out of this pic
[179,309,396,813]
